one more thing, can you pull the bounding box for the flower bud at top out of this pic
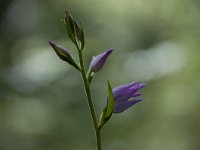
[89,48,113,72]
[49,41,80,70]
[64,10,76,43]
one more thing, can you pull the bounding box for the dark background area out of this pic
[0,0,200,150]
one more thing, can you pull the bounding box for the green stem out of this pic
[86,68,93,85]
[97,129,101,149]
[77,48,101,150]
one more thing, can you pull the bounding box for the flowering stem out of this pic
[77,46,101,150]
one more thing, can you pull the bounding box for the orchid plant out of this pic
[49,11,146,150]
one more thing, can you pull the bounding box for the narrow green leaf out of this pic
[99,107,107,128]
[105,81,114,118]
[98,81,114,130]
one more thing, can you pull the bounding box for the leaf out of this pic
[106,81,114,118]
[98,81,114,130]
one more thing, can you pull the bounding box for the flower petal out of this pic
[112,81,139,93]
[130,83,146,91]
[113,81,145,102]
[113,98,143,113]
[114,88,135,102]
[132,93,142,97]
[112,81,139,100]
[90,48,113,72]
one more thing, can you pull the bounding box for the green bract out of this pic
[99,81,114,129]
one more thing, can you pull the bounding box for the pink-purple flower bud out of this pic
[89,48,113,72]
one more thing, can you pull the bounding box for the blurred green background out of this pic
[0,0,200,150]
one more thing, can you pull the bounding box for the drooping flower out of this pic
[112,81,146,113]
[89,48,113,72]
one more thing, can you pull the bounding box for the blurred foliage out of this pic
[0,0,200,150]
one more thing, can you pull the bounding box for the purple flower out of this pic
[89,48,113,72]
[112,81,146,113]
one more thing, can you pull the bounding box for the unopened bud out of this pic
[49,41,80,70]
